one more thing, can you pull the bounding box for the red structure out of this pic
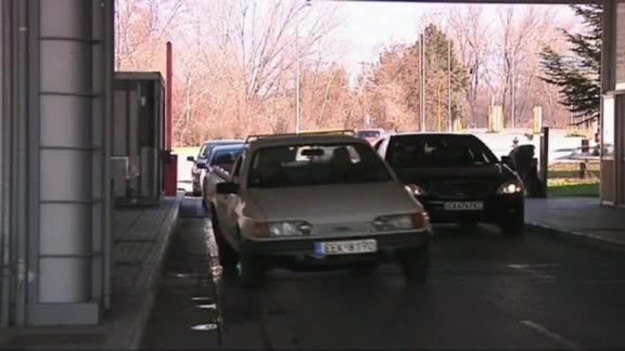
[164,41,178,196]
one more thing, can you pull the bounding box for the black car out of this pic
[187,139,243,196]
[376,133,525,235]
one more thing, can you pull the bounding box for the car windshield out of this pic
[200,141,241,158]
[387,134,498,168]
[357,130,381,139]
[247,142,392,188]
[210,146,243,171]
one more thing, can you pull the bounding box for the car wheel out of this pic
[400,245,430,283]
[238,253,266,289]
[210,207,238,268]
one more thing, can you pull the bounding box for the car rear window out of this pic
[247,143,392,188]
[387,134,498,168]
[357,130,381,139]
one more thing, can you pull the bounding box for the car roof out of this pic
[389,132,479,138]
[211,144,244,152]
[202,139,244,146]
[246,134,368,151]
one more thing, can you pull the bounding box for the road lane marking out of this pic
[520,320,582,350]
[507,264,557,280]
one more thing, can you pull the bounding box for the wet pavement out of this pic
[140,197,625,350]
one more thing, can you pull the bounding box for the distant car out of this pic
[210,132,432,287]
[356,128,385,145]
[376,132,525,236]
[186,139,243,196]
[201,144,245,209]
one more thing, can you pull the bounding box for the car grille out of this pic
[428,181,494,198]
[314,222,372,235]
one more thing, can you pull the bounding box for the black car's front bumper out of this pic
[417,194,524,224]
[240,231,431,270]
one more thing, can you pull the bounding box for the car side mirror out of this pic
[187,156,195,162]
[196,162,207,170]
[216,182,238,195]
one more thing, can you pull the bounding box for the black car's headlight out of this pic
[497,181,524,194]
[405,184,427,196]
[267,221,313,237]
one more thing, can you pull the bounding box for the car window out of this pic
[357,130,381,139]
[387,135,498,168]
[209,147,243,171]
[247,142,392,188]
[231,156,243,181]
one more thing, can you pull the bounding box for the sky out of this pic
[298,1,579,79]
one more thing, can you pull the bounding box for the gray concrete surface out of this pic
[0,195,182,350]
[525,197,625,252]
[140,197,625,350]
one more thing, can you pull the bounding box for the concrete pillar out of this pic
[29,0,112,325]
[0,0,113,326]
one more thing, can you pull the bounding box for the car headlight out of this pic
[255,221,312,237]
[497,181,523,194]
[405,184,427,196]
[373,213,428,231]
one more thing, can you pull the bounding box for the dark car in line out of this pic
[200,144,245,210]
[186,139,243,196]
[375,132,525,235]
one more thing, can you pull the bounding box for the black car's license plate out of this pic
[443,201,484,211]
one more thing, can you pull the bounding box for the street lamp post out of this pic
[295,20,301,133]
[294,0,311,134]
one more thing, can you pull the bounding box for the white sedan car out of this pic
[210,132,432,287]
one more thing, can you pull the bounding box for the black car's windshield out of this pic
[357,130,381,139]
[387,134,498,168]
[248,142,392,188]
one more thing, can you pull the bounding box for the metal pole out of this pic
[511,48,516,130]
[295,20,301,133]
[420,32,426,132]
[166,42,173,150]
[539,127,549,197]
[447,37,452,132]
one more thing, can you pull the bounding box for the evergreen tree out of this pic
[540,4,602,125]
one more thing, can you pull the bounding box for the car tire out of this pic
[400,245,430,283]
[210,207,238,268]
[500,218,524,236]
[238,253,266,289]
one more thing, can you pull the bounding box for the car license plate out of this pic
[444,201,484,211]
[314,239,377,255]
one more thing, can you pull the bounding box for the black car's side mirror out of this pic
[196,162,207,170]
[216,182,238,195]
[187,156,195,162]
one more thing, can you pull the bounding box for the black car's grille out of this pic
[428,181,494,198]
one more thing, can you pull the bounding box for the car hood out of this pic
[244,182,422,223]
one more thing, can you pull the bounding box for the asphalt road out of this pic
[140,197,625,350]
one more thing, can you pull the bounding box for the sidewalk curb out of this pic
[526,221,625,253]
[104,194,182,350]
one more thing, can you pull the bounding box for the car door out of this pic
[215,155,243,241]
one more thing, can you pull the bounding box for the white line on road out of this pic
[507,264,557,280]
[520,320,582,350]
